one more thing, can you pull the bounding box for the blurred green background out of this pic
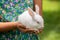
[39,0,60,40]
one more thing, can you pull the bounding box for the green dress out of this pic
[0,0,39,40]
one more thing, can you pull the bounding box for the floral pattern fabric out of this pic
[0,0,39,40]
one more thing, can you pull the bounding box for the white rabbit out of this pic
[13,5,44,32]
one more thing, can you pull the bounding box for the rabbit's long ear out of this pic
[28,7,35,17]
[35,5,39,14]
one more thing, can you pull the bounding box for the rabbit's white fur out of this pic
[18,10,40,30]
[17,5,44,31]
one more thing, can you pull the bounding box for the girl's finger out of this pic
[17,23,26,29]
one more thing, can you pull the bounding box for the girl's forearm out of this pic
[33,0,42,15]
[0,22,17,32]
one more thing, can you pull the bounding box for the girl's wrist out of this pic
[10,22,18,29]
[14,22,18,28]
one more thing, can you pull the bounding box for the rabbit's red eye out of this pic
[37,21,39,24]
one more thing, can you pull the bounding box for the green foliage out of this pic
[39,0,60,40]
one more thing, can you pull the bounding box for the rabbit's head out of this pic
[28,5,44,28]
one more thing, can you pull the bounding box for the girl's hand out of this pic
[37,28,43,34]
[17,22,28,32]
[17,22,42,34]
[17,24,34,33]
[17,23,36,33]
[27,28,43,34]
[17,22,26,29]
